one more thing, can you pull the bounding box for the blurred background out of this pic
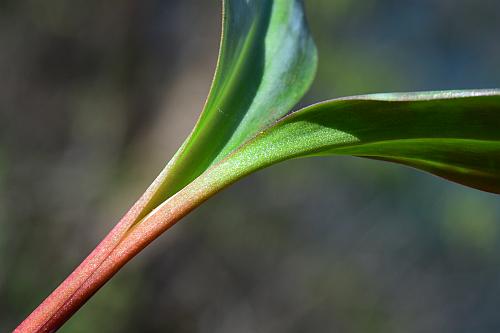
[1,0,500,332]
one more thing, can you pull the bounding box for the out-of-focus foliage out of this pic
[2,1,500,332]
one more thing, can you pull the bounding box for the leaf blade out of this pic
[177,0,317,172]
[205,90,500,194]
[134,0,317,220]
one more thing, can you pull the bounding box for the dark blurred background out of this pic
[1,0,500,332]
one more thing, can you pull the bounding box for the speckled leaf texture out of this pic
[200,90,500,195]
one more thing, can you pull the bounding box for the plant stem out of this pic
[13,176,212,333]
[14,142,249,332]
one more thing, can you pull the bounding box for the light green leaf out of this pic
[134,0,317,218]
[199,90,500,195]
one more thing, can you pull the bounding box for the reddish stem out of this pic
[13,179,203,333]
[13,206,139,332]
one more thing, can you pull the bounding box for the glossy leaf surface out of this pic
[201,90,500,194]
[136,0,317,218]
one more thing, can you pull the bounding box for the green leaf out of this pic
[199,90,500,195]
[134,0,317,218]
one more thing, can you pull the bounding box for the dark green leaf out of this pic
[204,90,500,194]
[135,0,317,218]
